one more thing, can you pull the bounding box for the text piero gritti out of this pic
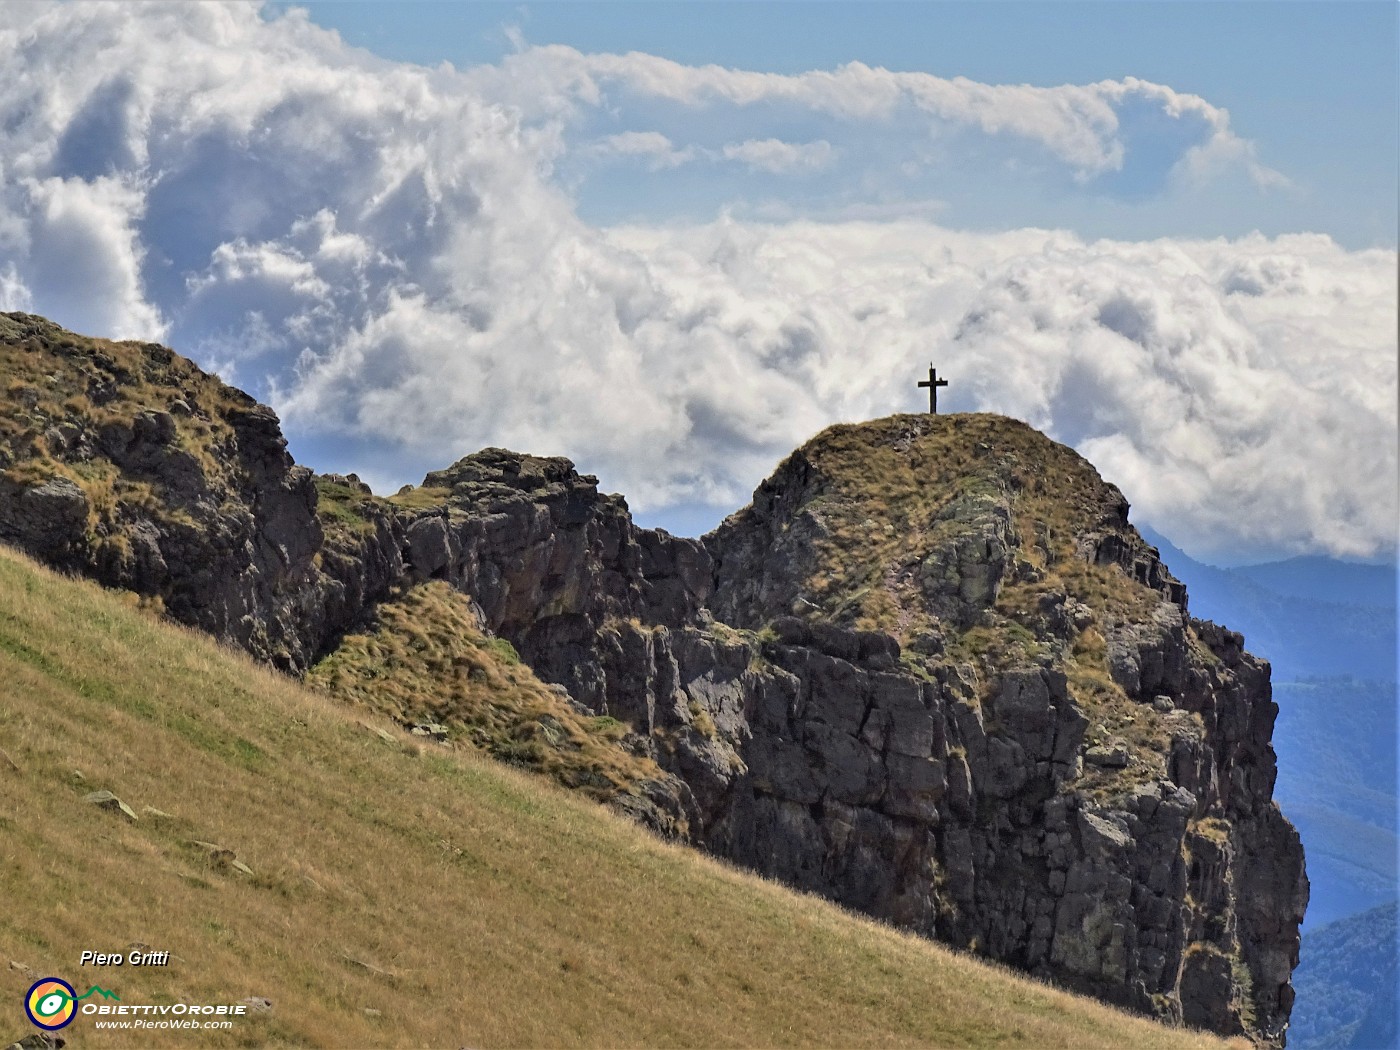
[79,949,170,967]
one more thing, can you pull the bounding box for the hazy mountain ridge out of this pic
[1136,526,1395,683]
[1271,677,1397,929]
[0,314,1306,1043]
[1288,902,1398,1050]
[1232,557,1397,610]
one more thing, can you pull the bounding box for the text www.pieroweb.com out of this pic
[93,1017,235,1031]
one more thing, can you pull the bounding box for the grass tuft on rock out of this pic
[307,581,663,804]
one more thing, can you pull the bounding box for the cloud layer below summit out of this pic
[0,2,1394,561]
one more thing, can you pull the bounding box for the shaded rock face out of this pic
[0,314,399,672]
[0,317,1305,1044]
[403,449,712,676]
[598,612,1304,1042]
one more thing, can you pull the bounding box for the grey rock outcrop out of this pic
[84,789,138,821]
[6,1034,66,1050]
[0,313,401,671]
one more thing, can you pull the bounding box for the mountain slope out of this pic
[0,315,1305,1043]
[0,544,1238,1049]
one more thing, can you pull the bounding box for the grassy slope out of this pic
[0,546,1237,1049]
[307,581,669,812]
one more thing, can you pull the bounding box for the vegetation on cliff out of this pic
[709,413,1190,799]
[307,581,676,820]
[0,312,261,558]
[703,414,1305,1042]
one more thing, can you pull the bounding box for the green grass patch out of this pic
[385,484,452,510]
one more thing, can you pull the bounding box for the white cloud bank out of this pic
[472,47,1282,187]
[584,133,836,174]
[0,2,1393,562]
[721,139,837,174]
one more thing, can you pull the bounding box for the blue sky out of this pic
[291,1,1398,248]
[0,2,1395,562]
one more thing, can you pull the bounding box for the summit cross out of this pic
[917,363,949,414]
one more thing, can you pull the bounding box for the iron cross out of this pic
[917,363,948,414]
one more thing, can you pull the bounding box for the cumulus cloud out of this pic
[933,234,1396,559]
[585,133,835,176]
[585,131,698,170]
[593,221,1396,559]
[1175,132,1292,192]
[720,139,836,174]
[468,46,1283,187]
[23,174,163,339]
[0,1,1392,563]
[0,263,31,312]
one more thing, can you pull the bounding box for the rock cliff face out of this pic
[0,312,399,671]
[0,315,1306,1043]
[688,416,1308,1041]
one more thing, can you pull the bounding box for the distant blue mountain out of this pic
[1289,902,1398,1050]
[1232,555,1398,610]
[1137,525,1396,682]
[1136,522,1399,1046]
[1271,677,1398,929]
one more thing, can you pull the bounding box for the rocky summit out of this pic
[0,314,1307,1043]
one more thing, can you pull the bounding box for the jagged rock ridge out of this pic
[0,315,1306,1043]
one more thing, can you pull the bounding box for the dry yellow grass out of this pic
[0,545,1241,1049]
[308,581,668,808]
